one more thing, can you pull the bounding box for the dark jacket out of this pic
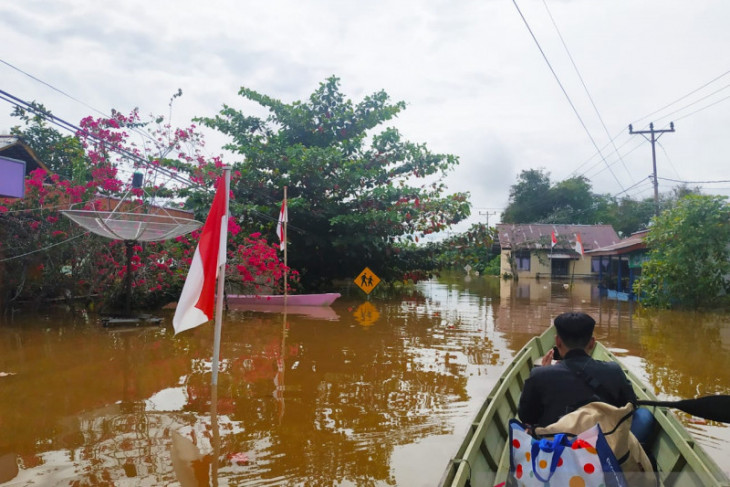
[517,349,637,427]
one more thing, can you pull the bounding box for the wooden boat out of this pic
[225,293,340,307]
[439,327,730,486]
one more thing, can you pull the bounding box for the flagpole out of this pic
[211,167,231,387]
[283,185,288,300]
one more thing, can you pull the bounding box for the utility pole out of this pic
[628,122,675,216]
[479,210,498,227]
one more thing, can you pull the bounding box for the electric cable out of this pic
[511,0,625,192]
[542,0,632,180]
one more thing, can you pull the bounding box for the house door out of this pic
[552,259,570,277]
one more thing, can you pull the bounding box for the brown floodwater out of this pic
[1,273,729,485]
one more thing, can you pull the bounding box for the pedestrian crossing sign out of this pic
[354,267,380,294]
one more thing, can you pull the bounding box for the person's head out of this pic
[554,312,595,351]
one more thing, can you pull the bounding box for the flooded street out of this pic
[1,274,729,485]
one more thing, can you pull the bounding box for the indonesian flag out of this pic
[172,177,228,334]
[574,233,584,257]
[276,198,287,251]
[551,230,557,248]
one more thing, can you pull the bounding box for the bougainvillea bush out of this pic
[0,108,297,313]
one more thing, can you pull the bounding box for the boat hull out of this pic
[439,327,730,486]
[226,293,340,307]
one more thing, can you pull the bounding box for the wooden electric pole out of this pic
[628,122,675,216]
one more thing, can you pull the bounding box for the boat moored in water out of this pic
[225,293,341,307]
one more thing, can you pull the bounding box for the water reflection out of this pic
[0,275,728,484]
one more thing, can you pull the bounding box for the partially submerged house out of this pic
[587,229,648,301]
[496,224,621,280]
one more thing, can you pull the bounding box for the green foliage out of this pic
[635,194,730,309]
[197,76,470,286]
[501,169,552,223]
[483,254,501,276]
[2,107,296,312]
[502,169,597,224]
[9,103,90,182]
[501,168,706,238]
[431,223,496,274]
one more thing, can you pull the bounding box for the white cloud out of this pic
[2,0,730,234]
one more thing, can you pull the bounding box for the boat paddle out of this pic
[637,395,730,423]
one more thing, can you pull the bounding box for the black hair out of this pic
[554,312,595,349]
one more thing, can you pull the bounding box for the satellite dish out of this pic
[61,172,203,318]
[60,210,202,242]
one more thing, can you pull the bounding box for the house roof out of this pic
[587,229,648,256]
[496,223,620,252]
[0,136,50,174]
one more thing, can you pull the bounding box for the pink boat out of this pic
[225,293,341,307]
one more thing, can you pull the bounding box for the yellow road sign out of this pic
[354,267,380,294]
[353,301,380,326]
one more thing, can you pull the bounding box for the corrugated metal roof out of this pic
[587,229,648,255]
[496,223,620,251]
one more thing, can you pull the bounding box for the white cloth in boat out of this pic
[535,402,655,483]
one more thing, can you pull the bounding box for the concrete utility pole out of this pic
[628,122,675,216]
[479,210,497,227]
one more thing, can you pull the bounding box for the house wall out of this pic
[500,250,595,279]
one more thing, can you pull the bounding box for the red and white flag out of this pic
[173,177,228,334]
[276,197,288,251]
[551,230,557,248]
[574,233,584,257]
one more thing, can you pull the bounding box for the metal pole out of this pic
[124,240,134,316]
[283,186,288,299]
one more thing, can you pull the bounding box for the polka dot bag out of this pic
[508,420,627,487]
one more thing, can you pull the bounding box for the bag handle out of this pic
[531,434,566,482]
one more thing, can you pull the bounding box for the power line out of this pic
[0,88,197,189]
[0,231,89,263]
[613,176,654,197]
[632,68,730,125]
[541,0,632,181]
[511,0,625,192]
[652,81,730,125]
[657,176,730,184]
[673,93,730,123]
[573,70,730,184]
[0,58,110,120]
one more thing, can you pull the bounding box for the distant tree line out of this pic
[501,168,699,236]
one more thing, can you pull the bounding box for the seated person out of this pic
[517,312,652,444]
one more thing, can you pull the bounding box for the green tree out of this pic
[9,103,89,182]
[198,76,470,286]
[544,176,595,223]
[433,223,496,274]
[635,194,730,309]
[501,169,552,223]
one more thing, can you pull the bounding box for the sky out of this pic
[2,0,730,236]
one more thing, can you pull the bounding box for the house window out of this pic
[515,251,530,271]
[591,257,609,273]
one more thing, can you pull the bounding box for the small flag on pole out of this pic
[277,197,288,251]
[551,230,557,248]
[574,233,584,257]
[173,177,228,334]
